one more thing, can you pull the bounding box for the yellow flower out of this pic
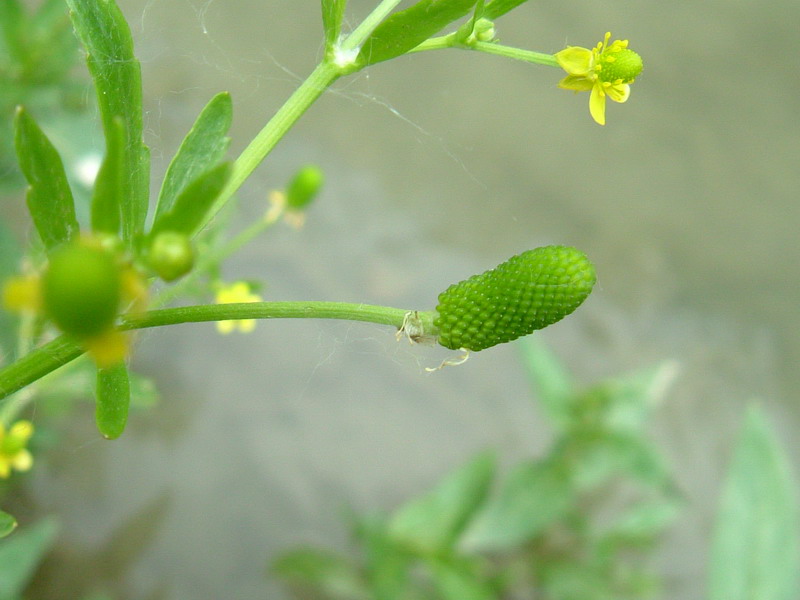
[555,32,643,125]
[0,420,34,479]
[214,281,262,334]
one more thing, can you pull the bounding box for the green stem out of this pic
[200,61,342,231]
[472,41,559,66]
[119,302,427,330]
[340,0,404,52]
[0,336,85,402]
[411,37,560,68]
[0,303,438,401]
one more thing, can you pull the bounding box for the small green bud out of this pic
[473,18,496,42]
[434,246,596,351]
[147,231,195,282]
[286,165,324,210]
[42,242,122,337]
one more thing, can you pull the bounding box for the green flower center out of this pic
[598,49,643,83]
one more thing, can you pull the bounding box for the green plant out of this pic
[273,340,800,600]
[0,0,615,441]
[0,2,797,599]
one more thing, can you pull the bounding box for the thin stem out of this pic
[0,303,438,401]
[199,61,342,232]
[472,41,559,67]
[0,336,85,402]
[340,0,404,52]
[120,302,429,330]
[411,36,559,68]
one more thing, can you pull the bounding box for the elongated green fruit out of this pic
[434,246,596,351]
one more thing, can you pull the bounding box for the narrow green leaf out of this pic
[708,405,800,600]
[321,0,347,53]
[67,0,149,244]
[96,362,130,439]
[91,115,125,234]
[461,459,573,551]
[0,510,17,539]
[13,107,79,251]
[155,92,232,222]
[356,0,478,68]
[151,162,231,238]
[429,559,495,600]
[272,548,370,600]
[483,0,528,19]
[388,452,494,553]
[519,337,575,431]
[0,516,60,599]
[569,431,671,491]
[0,1,24,63]
[595,361,678,434]
[357,517,415,600]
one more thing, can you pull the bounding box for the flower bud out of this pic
[473,18,496,42]
[286,165,324,210]
[147,231,195,282]
[434,246,595,351]
[42,242,121,338]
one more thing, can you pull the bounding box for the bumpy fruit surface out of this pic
[42,243,121,338]
[434,246,595,351]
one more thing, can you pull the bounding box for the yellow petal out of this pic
[85,330,128,368]
[217,320,235,335]
[558,75,594,92]
[9,421,33,443]
[11,449,33,472]
[2,275,41,313]
[555,46,593,76]
[0,458,10,479]
[589,85,607,125]
[605,82,630,103]
[237,319,257,334]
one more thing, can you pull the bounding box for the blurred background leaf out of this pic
[708,405,800,600]
[0,516,59,600]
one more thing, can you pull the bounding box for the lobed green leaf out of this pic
[95,361,130,439]
[356,0,478,68]
[428,558,495,600]
[321,0,348,54]
[155,92,232,223]
[461,459,573,551]
[91,115,125,234]
[708,405,800,600]
[13,106,79,252]
[272,548,369,600]
[388,452,494,554]
[150,162,231,238]
[66,0,149,245]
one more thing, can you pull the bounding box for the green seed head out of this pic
[42,242,122,338]
[598,48,643,83]
[434,246,596,351]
